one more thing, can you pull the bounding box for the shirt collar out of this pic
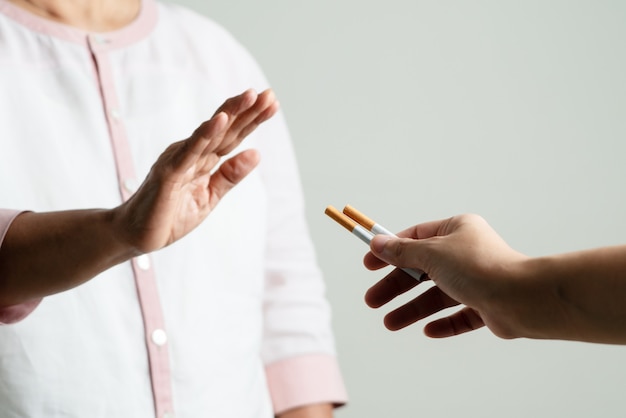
[0,0,157,48]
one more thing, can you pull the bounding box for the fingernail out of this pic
[371,235,392,254]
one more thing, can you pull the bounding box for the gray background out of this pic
[170,1,626,417]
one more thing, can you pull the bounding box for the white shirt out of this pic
[0,1,347,416]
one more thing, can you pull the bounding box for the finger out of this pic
[363,219,450,271]
[395,218,451,240]
[233,100,280,144]
[365,268,421,308]
[363,250,390,270]
[175,112,229,173]
[238,88,278,125]
[215,89,278,156]
[369,235,428,271]
[423,307,485,338]
[207,149,260,208]
[212,89,258,118]
[383,286,459,331]
[194,89,261,158]
[254,98,281,124]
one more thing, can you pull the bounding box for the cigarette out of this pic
[325,205,425,282]
[325,206,374,245]
[343,204,395,236]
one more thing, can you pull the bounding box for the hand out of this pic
[114,88,279,254]
[363,214,529,339]
[0,89,279,307]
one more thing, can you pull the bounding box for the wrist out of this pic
[478,255,546,340]
[276,403,334,418]
[104,207,143,263]
[497,256,569,340]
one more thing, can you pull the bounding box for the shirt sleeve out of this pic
[0,209,42,324]
[265,354,347,413]
[256,112,348,413]
[179,17,349,410]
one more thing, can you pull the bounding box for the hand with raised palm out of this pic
[114,89,278,254]
[0,89,279,307]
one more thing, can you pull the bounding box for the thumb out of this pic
[370,234,425,270]
[208,149,260,206]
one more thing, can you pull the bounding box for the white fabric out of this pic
[0,1,343,417]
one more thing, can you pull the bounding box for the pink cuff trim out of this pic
[0,209,22,244]
[265,353,348,414]
[0,299,42,324]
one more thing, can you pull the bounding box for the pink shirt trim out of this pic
[0,209,20,244]
[0,0,157,46]
[0,299,42,324]
[265,353,348,414]
[0,3,171,415]
[0,1,346,414]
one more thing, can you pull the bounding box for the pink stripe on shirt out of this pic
[265,353,348,414]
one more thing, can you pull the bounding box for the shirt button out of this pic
[135,254,151,270]
[110,108,121,120]
[91,34,110,44]
[151,329,168,346]
[123,178,138,194]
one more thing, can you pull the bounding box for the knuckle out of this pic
[391,240,407,261]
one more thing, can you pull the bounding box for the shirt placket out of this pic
[87,33,175,418]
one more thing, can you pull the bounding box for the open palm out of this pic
[116,89,279,254]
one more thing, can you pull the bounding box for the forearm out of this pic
[516,245,626,344]
[0,209,136,307]
[276,403,333,418]
[0,90,276,310]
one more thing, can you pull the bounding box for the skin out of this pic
[2,0,335,416]
[363,214,626,345]
[7,0,140,31]
[0,88,278,306]
[280,404,334,418]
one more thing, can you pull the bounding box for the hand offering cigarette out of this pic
[325,205,425,282]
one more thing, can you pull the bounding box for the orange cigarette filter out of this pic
[325,205,357,232]
[326,204,425,282]
[342,204,375,230]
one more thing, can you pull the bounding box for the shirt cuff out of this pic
[0,209,42,324]
[265,353,348,414]
[0,299,42,324]
[0,209,22,243]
